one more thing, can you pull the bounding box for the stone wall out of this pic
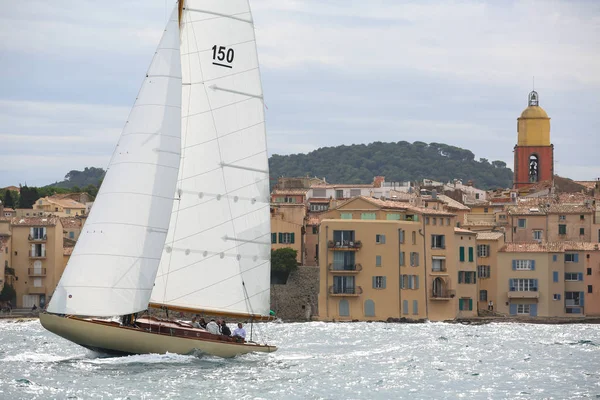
[270,266,319,321]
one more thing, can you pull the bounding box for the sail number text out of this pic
[212,45,234,69]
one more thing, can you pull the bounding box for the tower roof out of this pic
[519,105,549,119]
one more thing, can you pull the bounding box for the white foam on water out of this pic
[83,352,197,365]
[1,352,82,363]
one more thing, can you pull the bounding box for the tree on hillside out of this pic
[2,190,15,208]
[18,185,40,209]
[271,248,298,284]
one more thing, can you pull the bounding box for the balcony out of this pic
[328,263,362,274]
[328,240,362,251]
[28,286,46,295]
[28,268,47,277]
[29,250,46,259]
[431,266,448,274]
[28,234,47,242]
[329,285,363,296]
[430,289,456,300]
[508,289,539,299]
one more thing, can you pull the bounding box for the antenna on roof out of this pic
[532,76,535,91]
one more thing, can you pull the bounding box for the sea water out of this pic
[0,320,599,399]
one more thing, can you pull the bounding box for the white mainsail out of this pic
[47,8,182,317]
[150,0,271,318]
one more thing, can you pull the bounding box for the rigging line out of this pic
[173,176,269,214]
[179,149,267,182]
[59,285,153,290]
[146,74,182,79]
[96,191,177,201]
[188,15,263,319]
[221,287,270,310]
[109,161,179,170]
[191,66,259,85]
[160,8,194,306]
[168,205,269,245]
[181,96,255,119]
[162,261,268,302]
[183,121,264,150]
[121,132,180,139]
[69,254,161,261]
[84,221,169,231]
[132,104,181,109]
[181,39,255,57]
[209,85,263,99]
[184,8,252,23]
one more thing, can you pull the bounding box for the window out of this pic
[66,209,71,215]
[459,247,465,262]
[533,230,543,240]
[552,255,557,262]
[518,219,526,228]
[565,291,582,306]
[373,276,386,289]
[484,207,489,213]
[475,193,480,199]
[403,300,409,314]
[432,218,437,226]
[425,217,430,225]
[284,196,296,203]
[310,203,328,212]
[499,214,507,220]
[459,298,473,311]
[580,215,585,221]
[386,213,401,220]
[479,290,488,301]
[413,300,418,315]
[312,226,318,234]
[69,231,75,239]
[400,275,419,289]
[588,285,593,294]
[399,230,405,244]
[558,224,567,235]
[376,234,386,244]
[410,252,419,267]
[279,232,295,244]
[364,299,375,317]
[399,251,405,266]
[468,247,474,262]
[587,268,592,276]
[340,212,352,219]
[477,265,491,279]
[477,245,490,258]
[458,271,476,284]
[376,255,382,267]
[509,279,537,291]
[335,190,344,199]
[553,294,561,300]
[271,233,277,244]
[446,218,451,226]
[332,251,355,270]
[559,215,566,221]
[333,230,355,246]
[580,228,585,235]
[431,235,445,249]
[565,253,578,263]
[553,271,559,282]
[361,212,376,220]
[517,304,531,314]
[564,273,581,281]
[513,260,534,270]
[432,258,446,272]
[412,231,416,245]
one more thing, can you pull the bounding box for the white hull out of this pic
[40,313,277,358]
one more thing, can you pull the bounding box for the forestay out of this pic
[47,8,182,317]
[151,0,271,318]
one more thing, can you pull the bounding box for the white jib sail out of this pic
[47,8,182,317]
[150,0,271,318]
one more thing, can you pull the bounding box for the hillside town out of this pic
[1,91,599,322]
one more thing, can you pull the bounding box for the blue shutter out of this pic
[574,254,579,263]
[372,276,376,288]
[382,277,387,289]
[413,300,418,315]
[580,292,585,307]
[578,273,584,281]
[530,304,538,317]
[509,304,517,315]
[533,279,538,290]
[509,279,514,291]
[403,300,408,314]
[553,271,558,282]
[553,255,557,262]
[531,260,535,270]
[558,294,561,300]
[414,275,419,289]
[512,260,517,270]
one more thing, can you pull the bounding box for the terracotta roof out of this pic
[3,208,15,212]
[311,183,374,189]
[437,195,471,211]
[361,197,456,216]
[11,217,58,226]
[60,217,83,229]
[63,247,74,256]
[63,237,77,247]
[271,189,309,196]
[463,219,498,227]
[476,232,504,240]
[556,192,594,204]
[307,217,321,225]
[506,205,548,216]
[308,198,331,203]
[500,242,600,253]
[454,227,475,234]
[42,196,86,209]
[489,197,513,204]
[547,204,592,214]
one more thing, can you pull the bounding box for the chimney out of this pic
[373,176,385,188]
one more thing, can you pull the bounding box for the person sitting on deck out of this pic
[232,323,246,342]
[191,316,201,329]
[220,320,231,336]
[206,319,219,335]
[198,317,207,329]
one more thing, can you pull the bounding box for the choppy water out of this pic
[0,320,599,399]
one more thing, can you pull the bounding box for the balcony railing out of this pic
[28,268,47,277]
[28,234,47,242]
[508,289,540,299]
[27,286,46,295]
[29,250,46,258]
[328,263,362,273]
[430,289,456,300]
[329,285,363,296]
[431,266,447,273]
[328,240,362,250]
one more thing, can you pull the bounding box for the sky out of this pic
[1,0,599,187]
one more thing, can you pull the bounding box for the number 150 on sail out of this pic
[212,45,234,68]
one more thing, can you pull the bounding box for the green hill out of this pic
[46,167,106,189]
[268,141,513,189]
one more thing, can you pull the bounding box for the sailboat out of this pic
[40,0,277,358]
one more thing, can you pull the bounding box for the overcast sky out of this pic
[1,0,599,187]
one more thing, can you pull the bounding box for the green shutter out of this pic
[271,233,276,244]
[459,247,465,262]
[290,232,295,244]
[469,298,473,311]
[468,247,474,262]
[278,233,283,243]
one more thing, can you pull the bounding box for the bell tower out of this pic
[513,91,554,188]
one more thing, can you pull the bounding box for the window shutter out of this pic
[468,247,474,262]
[509,279,514,291]
[431,236,435,248]
[553,255,557,262]
[382,235,386,244]
[530,304,538,317]
[459,247,465,262]
[574,254,579,263]
[31,244,35,255]
[382,277,387,289]
[468,298,473,311]
[30,228,34,237]
[278,233,283,243]
[512,260,516,270]
[415,275,419,289]
[578,273,583,281]
[486,245,490,255]
[403,300,408,314]
[399,230,405,243]
[43,227,47,236]
[531,260,535,270]
[509,304,517,315]
[553,271,558,283]
[400,252,405,266]
[290,233,295,244]
[533,279,538,289]
[271,233,276,244]
[415,253,419,266]
[372,276,376,288]
[580,292,585,307]
[413,300,418,315]
[441,236,445,248]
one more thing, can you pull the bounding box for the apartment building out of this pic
[497,242,600,317]
[475,231,505,311]
[10,217,66,308]
[60,217,85,241]
[34,196,86,217]
[317,196,476,321]
[0,218,12,292]
[270,203,306,263]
